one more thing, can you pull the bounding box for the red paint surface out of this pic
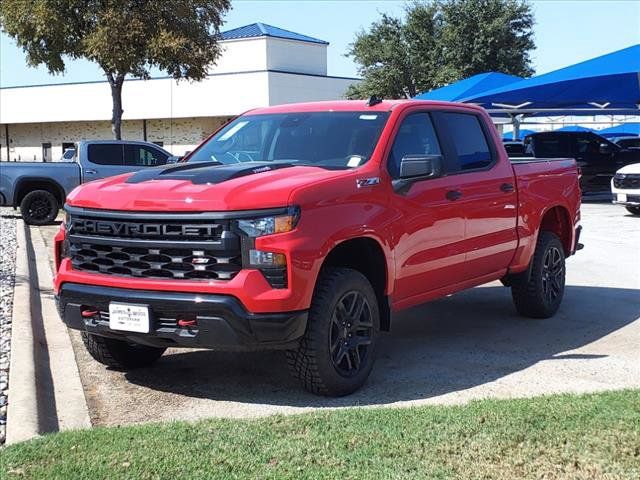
[55,100,581,314]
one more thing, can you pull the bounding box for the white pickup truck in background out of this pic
[612,163,640,215]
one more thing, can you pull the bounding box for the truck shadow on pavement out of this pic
[124,285,640,408]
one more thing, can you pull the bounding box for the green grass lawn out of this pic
[1,390,639,480]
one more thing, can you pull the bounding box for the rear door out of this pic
[83,143,126,180]
[432,111,518,281]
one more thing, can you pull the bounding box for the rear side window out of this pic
[439,113,493,171]
[87,144,124,165]
[387,113,441,178]
[531,135,571,157]
[124,145,168,166]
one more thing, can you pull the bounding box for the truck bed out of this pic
[509,157,581,272]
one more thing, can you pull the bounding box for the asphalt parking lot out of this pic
[37,203,639,427]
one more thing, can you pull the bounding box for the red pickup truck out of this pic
[54,99,582,396]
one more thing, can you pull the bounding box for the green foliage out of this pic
[2,390,639,479]
[346,0,535,99]
[0,0,230,138]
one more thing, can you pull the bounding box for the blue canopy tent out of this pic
[554,126,593,132]
[597,123,640,138]
[414,72,521,101]
[462,44,640,112]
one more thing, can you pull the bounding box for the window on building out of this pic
[87,143,124,165]
[152,141,164,147]
[42,143,52,162]
[124,144,169,167]
[387,113,441,178]
[437,113,493,171]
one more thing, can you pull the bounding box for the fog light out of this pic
[249,249,286,267]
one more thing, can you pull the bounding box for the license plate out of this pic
[109,303,150,333]
[618,193,627,202]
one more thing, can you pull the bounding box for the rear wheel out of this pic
[81,332,166,370]
[20,189,59,225]
[625,206,640,216]
[286,267,379,396]
[511,231,566,319]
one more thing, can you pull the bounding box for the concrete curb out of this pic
[5,221,90,445]
[6,220,39,444]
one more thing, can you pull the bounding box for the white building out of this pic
[0,23,358,161]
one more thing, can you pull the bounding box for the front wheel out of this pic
[511,231,566,319]
[286,267,379,396]
[81,332,166,370]
[625,206,640,216]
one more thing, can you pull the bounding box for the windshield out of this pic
[188,112,389,168]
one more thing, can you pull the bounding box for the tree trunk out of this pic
[107,73,125,140]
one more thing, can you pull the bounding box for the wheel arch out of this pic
[14,177,66,207]
[319,236,392,331]
[539,205,572,255]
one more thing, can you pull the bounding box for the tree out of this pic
[346,0,535,99]
[0,0,230,139]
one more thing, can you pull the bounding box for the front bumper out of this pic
[57,283,308,350]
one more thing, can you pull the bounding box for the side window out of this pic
[124,145,169,167]
[439,113,493,171]
[387,113,441,178]
[87,144,124,165]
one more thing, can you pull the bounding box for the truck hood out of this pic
[616,162,640,175]
[66,162,350,211]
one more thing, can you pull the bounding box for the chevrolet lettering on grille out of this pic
[71,219,220,237]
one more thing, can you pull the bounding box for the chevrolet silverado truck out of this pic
[54,100,582,396]
[0,140,171,224]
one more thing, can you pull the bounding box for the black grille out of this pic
[67,212,242,281]
[613,174,640,189]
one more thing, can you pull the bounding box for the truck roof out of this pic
[248,99,485,115]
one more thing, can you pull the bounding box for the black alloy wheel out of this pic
[329,291,374,377]
[541,245,564,306]
[20,190,59,225]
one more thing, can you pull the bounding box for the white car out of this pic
[611,163,640,215]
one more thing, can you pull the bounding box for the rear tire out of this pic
[511,231,566,319]
[286,267,379,396]
[81,332,166,370]
[625,206,640,216]
[20,189,59,225]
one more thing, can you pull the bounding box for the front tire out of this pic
[20,189,59,225]
[81,332,166,370]
[625,206,640,216]
[287,267,379,396]
[511,231,566,319]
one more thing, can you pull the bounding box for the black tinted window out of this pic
[88,144,123,165]
[532,135,571,157]
[388,113,441,178]
[440,113,492,170]
[124,145,168,166]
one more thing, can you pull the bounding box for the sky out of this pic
[1,0,639,88]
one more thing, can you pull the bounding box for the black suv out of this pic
[524,131,640,193]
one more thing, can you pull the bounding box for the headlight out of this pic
[236,207,300,237]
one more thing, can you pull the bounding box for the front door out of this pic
[388,111,467,304]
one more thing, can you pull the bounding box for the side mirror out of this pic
[393,154,444,193]
[166,155,179,164]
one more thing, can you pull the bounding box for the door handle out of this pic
[446,190,462,201]
[85,169,97,174]
[500,183,515,192]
